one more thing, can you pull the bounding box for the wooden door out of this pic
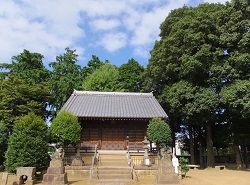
[127,128,144,150]
[81,128,99,149]
[101,128,124,150]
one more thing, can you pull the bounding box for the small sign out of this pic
[145,158,150,166]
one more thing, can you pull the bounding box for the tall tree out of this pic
[0,75,51,128]
[143,3,225,167]
[220,80,250,168]
[49,48,82,114]
[83,63,122,92]
[0,121,8,165]
[118,58,144,92]
[82,55,105,79]
[0,49,51,84]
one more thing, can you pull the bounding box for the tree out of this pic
[50,111,81,147]
[220,79,250,169]
[82,55,105,79]
[118,58,144,92]
[49,48,83,114]
[147,117,172,153]
[0,75,51,129]
[0,50,52,122]
[0,49,51,84]
[0,121,8,165]
[143,3,225,167]
[4,112,49,173]
[83,63,122,92]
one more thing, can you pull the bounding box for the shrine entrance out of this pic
[101,128,125,150]
[80,119,148,151]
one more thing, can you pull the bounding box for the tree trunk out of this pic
[244,139,249,168]
[199,127,205,169]
[245,145,249,168]
[234,144,243,169]
[206,123,215,168]
[188,124,196,164]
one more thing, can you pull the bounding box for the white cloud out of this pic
[203,0,228,3]
[90,18,121,32]
[99,32,127,52]
[0,0,85,64]
[0,0,231,65]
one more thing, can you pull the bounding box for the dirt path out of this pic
[180,168,250,185]
[1,168,250,185]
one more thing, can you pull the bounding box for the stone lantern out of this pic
[142,136,151,166]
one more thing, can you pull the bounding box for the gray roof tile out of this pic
[62,91,168,119]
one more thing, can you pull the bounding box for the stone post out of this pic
[142,136,151,166]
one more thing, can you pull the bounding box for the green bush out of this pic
[147,117,172,151]
[4,112,49,173]
[179,157,190,178]
[50,111,81,147]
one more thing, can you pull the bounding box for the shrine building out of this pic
[61,90,168,151]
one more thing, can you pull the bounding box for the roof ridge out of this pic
[73,90,153,96]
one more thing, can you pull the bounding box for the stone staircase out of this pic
[91,150,134,184]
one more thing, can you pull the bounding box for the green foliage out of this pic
[83,63,122,92]
[49,48,82,114]
[4,112,49,173]
[0,75,51,128]
[82,55,105,79]
[220,80,250,119]
[118,58,144,92]
[179,157,190,175]
[50,111,81,147]
[147,118,172,149]
[0,121,8,165]
[143,1,250,167]
[0,49,51,84]
[162,81,219,124]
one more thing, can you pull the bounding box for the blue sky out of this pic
[0,0,228,68]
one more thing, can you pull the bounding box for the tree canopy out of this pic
[0,75,51,128]
[118,58,144,92]
[144,0,250,167]
[82,63,122,92]
[0,121,8,165]
[0,49,51,84]
[49,48,83,114]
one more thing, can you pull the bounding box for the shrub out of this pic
[147,117,172,152]
[50,111,81,147]
[179,157,190,178]
[4,112,49,173]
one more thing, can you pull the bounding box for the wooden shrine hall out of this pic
[62,90,168,151]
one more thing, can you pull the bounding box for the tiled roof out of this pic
[62,90,168,119]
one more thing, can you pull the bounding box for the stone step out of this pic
[100,162,128,166]
[100,155,127,159]
[91,153,133,183]
[92,178,134,184]
[92,173,132,180]
[93,167,131,174]
[99,154,128,166]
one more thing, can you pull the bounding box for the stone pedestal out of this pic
[1,172,8,185]
[71,156,84,166]
[43,155,68,185]
[16,167,36,185]
[156,150,179,184]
